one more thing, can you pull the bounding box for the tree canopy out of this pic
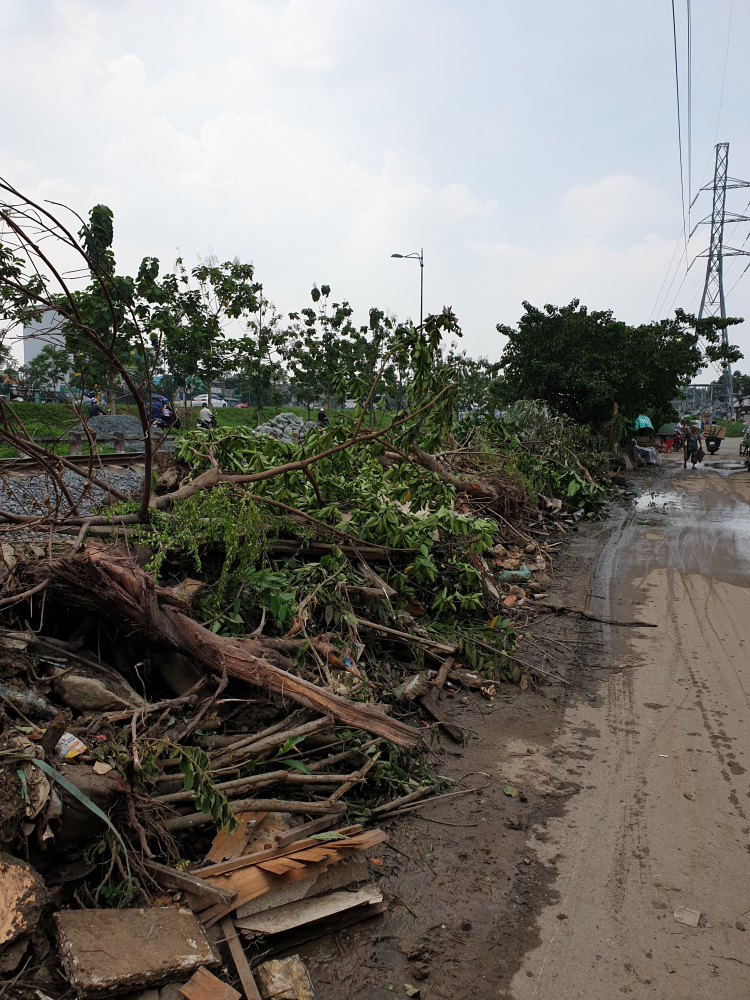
[496,299,743,427]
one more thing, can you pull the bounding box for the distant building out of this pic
[20,310,71,396]
[21,310,66,365]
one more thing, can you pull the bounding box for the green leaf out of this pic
[282,759,312,774]
[277,735,305,755]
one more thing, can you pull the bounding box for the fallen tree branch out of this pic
[532,603,657,628]
[149,383,455,511]
[164,796,346,832]
[18,549,423,747]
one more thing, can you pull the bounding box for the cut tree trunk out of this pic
[410,446,498,501]
[19,548,421,748]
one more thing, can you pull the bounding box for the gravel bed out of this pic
[71,414,176,451]
[0,468,143,520]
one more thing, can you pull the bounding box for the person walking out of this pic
[684,425,702,469]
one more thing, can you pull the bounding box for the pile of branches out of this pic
[0,186,618,977]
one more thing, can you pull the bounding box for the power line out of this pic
[715,0,735,144]
[687,2,695,233]
[725,259,750,299]
[653,238,691,320]
[671,0,688,258]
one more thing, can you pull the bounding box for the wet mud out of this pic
[300,454,750,998]
[295,503,618,998]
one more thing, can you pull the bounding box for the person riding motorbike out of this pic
[317,408,329,428]
[197,405,217,429]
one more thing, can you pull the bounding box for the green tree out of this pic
[290,285,356,417]
[445,346,502,415]
[62,205,140,412]
[711,369,750,397]
[163,257,261,410]
[233,289,287,425]
[15,344,71,396]
[496,299,743,428]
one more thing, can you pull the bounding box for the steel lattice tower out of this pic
[696,142,750,415]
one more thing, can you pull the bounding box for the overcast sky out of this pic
[2,0,750,374]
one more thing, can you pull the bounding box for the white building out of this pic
[21,310,67,365]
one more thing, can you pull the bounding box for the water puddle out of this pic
[704,461,748,476]
[634,492,685,511]
[630,482,750,586]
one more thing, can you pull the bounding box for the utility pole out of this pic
[696,142,750,417]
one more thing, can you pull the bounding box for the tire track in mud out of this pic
[510,466,750,999]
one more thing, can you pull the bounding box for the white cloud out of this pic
[2,0,749,367]
[564,174,662,231]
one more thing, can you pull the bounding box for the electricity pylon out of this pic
[694,142,750,415]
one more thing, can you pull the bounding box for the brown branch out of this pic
[0,579,48,608]
[150,382,455,511]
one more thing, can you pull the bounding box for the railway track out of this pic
[0,452,147,474]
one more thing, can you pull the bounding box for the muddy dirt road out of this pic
[303,456,749,999]
[511,457,750,999]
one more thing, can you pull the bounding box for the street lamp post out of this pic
[391,248,424,327]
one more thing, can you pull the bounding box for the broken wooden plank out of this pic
[220,917,262,1000]
[194,825,363,879]
[257,858,306,875]
[198,830,387,928]
[179,966,240,1000]
[418,691,463,742]
[235,885,383,935]
[275,815,335,847]
[235,853,368,920]
[142,859,238,908]
[204,812,268,864]
[284,847,338,862]
[434,655,456,691]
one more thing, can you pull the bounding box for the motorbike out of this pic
[151,413,182,432]
[704,425,726,455]
[197,416,217,430]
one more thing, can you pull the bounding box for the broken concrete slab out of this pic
[255,956,315,1000]
[54,907,217,998]
[0,851,50,948]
